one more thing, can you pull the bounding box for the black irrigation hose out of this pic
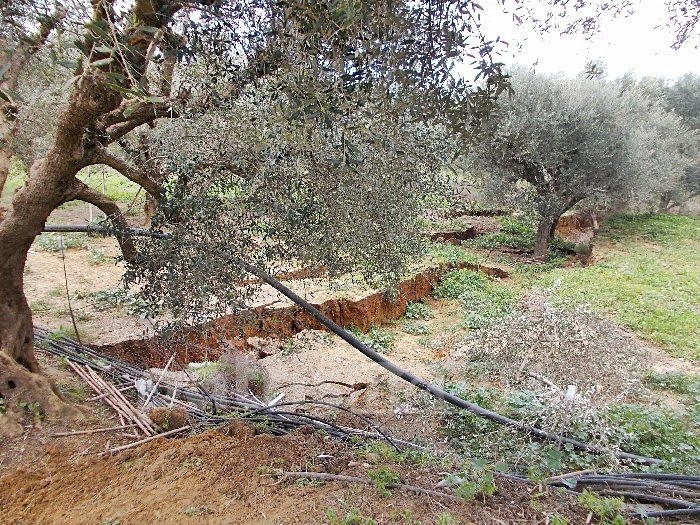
[34,327,700,515]
[35,229,663,465]
[43,224,171,239]
[230,255,664,466]
[641,508,700,518]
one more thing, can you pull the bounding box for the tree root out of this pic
[0,353,82,438]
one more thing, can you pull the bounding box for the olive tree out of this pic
[658,73,700,210]
[0,0,508,432]
[467,69,692,259]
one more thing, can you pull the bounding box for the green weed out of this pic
[87,246,110,264]
[428,243,482,265]
[577,489,625,525]
[349,325,395,353]
[326,508,378,525]
[32,232,88,252]
[368,467,401,497]
[404,301,435,321]
[84,287,157,316]
[433,270,517,329]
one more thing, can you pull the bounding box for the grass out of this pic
[433,270,517,329]
[535,214,700,361]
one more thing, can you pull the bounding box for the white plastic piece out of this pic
[565,384,577,404]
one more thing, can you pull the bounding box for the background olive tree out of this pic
[465,69,693,259]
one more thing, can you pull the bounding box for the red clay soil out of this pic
[95,261,509,369]
[0,423,588,525]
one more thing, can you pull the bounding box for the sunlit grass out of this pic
[536,214,700,361]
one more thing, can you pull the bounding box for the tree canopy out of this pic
[0,0,507,432]
[466,69,693,259]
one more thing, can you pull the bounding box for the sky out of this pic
[476,1,700,81]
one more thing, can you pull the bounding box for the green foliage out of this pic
[182,506,213,516]
[604,403,700,471]
[355,441,440,467]
[439,381,700,475]
[57,382,89,402]
[368,467,401,497]
[577,490,625,525]
[441,459,502,503]
[84,287,158,317]
[437,513,458,525]
[0,397,6,414]
[537,214,700,361]
[645,372,700,402]
[280,340,301,357]
[19,401,43,421]
[433,270,517,329]
[500,216,533,236]
[349,325,395,354]
[32,232,88,252]
[404,301,435,321]
[326,508,378,525]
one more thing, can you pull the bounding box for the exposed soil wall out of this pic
[94,261,508,368]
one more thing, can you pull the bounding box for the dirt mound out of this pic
[0,424,586,525]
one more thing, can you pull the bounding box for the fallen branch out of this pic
[104,425,191,455]
[53,424,138,437]
[279,471,464,502]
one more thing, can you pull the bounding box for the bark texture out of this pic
[0,73,120,424]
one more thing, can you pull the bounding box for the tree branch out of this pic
[91,148,163,199]
[69,180,137,263]
[103,103,177,143]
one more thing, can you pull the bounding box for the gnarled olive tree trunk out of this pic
[0,74,121,435]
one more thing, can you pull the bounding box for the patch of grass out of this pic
[433,270,517,329]
[536,214,700,361]
[349,325,395,353]
[47,287,65,298]
[29,300,51,313]
[645,372,700,403]
[76,166,140,204]
[58,382,90,402]
[427,242,482,265]
[280,340,300,356]
[326,508,378,525]
[87,246,111,264]
[0,157,27,204]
